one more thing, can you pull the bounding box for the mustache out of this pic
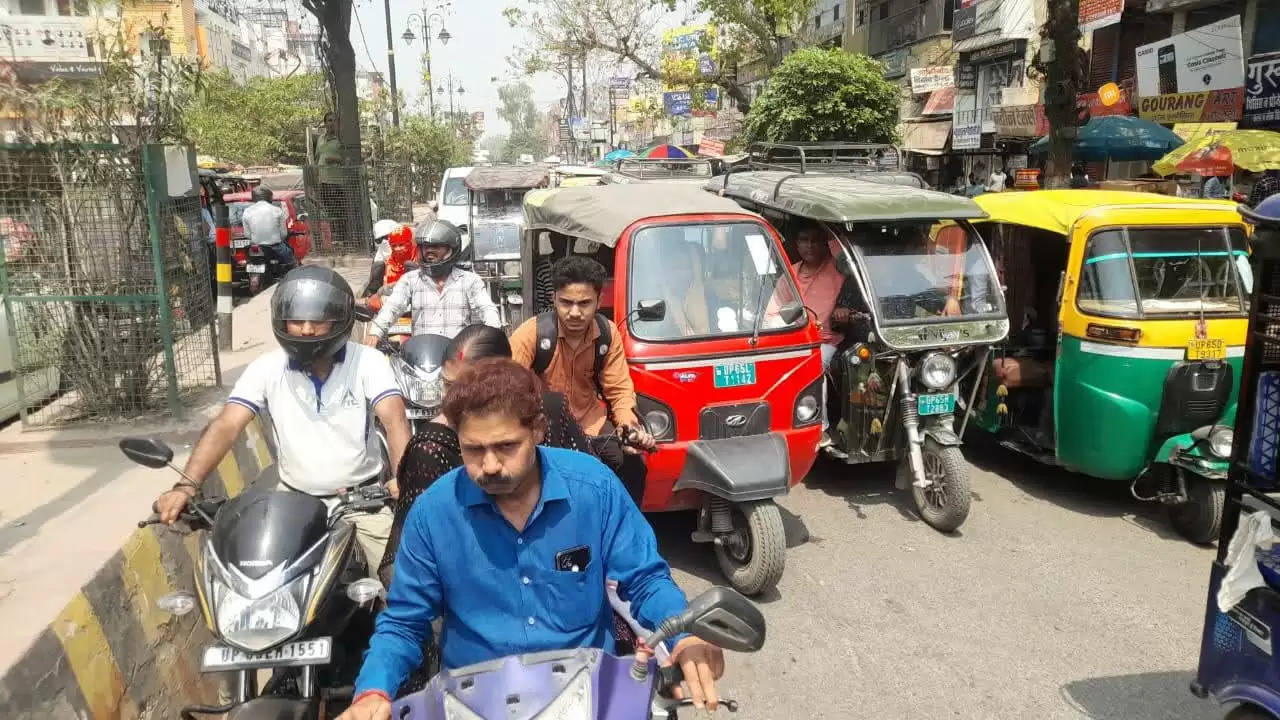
[476,473,519,489]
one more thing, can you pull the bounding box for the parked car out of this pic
[435,166,473,256]
[222,190,315,294]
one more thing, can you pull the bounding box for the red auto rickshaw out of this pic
[522,183,822,595]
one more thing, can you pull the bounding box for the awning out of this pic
[900,121,952,154]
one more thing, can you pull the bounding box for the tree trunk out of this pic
[1042,0,1081,188]
[306,0,362,163]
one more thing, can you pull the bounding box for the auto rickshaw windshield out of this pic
[629,221,804,341]
[846,221,1004,325]
[1077,226,1251,318]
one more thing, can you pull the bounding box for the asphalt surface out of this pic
[653,442,1225,720]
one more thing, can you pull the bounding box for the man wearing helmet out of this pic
[153,267,412,571]
[363,218,499,342]
[241,186,297,270]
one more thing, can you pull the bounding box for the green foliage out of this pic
[382,114,472,192]
[496,81,548,161]
[744,48,899,143]
[505,128,548,162]
[183,72,327,165]
[479,134,510,163]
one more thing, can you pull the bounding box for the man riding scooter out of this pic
[241,186,297,277]
[364,219,500,342]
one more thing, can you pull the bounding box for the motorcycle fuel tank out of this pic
[211,489,329,580]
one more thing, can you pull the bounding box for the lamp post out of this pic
[401,4,452,118]
[436,71,465,122]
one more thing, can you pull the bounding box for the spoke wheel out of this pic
[908,438,972,533]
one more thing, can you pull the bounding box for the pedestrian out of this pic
[986,162,1008,193]
[1202,174,1229,199]
[966,172,986,197]
[314,112,355,249]
[1069,163,1090,189]
[1249,170,1280,207]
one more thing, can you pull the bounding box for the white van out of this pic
[436,166,473,255]
[0,299,61,422]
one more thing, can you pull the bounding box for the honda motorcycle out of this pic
[121,437,390,719]
[392,586,767,720]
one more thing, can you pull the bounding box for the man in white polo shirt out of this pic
[154,266,411,571]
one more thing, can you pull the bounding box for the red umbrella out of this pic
[642,144,695,159]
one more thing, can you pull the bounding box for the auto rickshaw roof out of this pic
[523,183,762,248]
[973,190,1241,235]
[709,171,986,223]
[464,165,550,190]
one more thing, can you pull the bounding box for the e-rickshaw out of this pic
[1192,201,1280,719]
[711,166,1007,533]
[464,165,550,328]
[521,183,823,595]
[602,158,716,185]
[971,190,1249,543]
[551,165,608,187]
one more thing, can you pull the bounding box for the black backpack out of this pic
[531,311,612,401]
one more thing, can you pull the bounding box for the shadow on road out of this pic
[1061,670,1220,720]
[802,455,924,526]
[963,439,1191,544]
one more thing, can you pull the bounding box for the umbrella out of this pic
[602,149,635,163]
[1029,115,1184,162]
[642,144,695,159]
[1152,129,1280,176]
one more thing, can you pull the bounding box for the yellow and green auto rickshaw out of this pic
[969,190,1250,543]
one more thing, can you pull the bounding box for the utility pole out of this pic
[1039,0,1084,187]
[382,0,400,127]
[566,54,576,162]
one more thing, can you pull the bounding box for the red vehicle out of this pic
[521,183,822,595]
[222,190,316,293]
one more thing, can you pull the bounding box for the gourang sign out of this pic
[1134,16,1245,123]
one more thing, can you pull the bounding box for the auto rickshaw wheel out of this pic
[908,439,971,533]
[1168,475,1225,545]
[1225,703,1277,720]
[713,500,786,596]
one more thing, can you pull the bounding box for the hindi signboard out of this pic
[911,67,955,94]
[1244,54,1280,128]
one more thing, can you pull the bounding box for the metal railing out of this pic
[867,0,948,56]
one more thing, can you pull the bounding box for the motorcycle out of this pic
[246,243,297,296]
[355,306,447,435]
[393,586,767,720]
[120,436,390,719]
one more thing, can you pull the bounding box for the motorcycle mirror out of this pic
[679,587,766,653]
[353,306,376,322]
[119,437,174,469]
[635,298,666,322]
[779,301,806,325]
[429,201,439,212]
[296,212,309,221]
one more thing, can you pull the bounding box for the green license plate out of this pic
[917,393,956,416]
[713,361,757,388]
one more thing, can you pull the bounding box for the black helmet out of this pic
[251,186,273,203]
[271,266,354,367]
[415,219,462,279]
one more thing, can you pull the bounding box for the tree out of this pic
[497,82,549,160]
[1031,0,1086,187]
[382,114,472,197]
[479,134,510,163]
[300,0,361,163]
[503,0,817,113]
[183,72,327,165]
[744,48,898,143]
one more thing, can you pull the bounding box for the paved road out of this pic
[653,443,1225,719]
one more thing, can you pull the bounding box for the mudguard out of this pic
[672,433,791,502]
[226,697,318,720]
[1156,434,1229,481]
[920,416,962,447]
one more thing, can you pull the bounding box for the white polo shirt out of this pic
[227,342,402,496]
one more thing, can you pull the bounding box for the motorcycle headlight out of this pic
[1209,426,1234,459]
[919,352,956,391]
[213,576,306,652]
[392,357,444,410]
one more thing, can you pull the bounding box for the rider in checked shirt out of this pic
[363,219,500,342]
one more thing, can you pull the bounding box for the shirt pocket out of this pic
[535,566,604,634]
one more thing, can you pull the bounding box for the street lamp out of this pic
[403,4,452,117]
[436,72,464,118]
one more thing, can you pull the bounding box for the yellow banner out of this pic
[660,24,717,92]
[1136,89,1245,124]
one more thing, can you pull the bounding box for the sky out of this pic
[350,0,569,139]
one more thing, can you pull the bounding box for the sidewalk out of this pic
[0,257,371,675]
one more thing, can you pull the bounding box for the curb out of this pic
[0,417,276,719]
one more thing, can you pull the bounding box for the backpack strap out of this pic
[592,314,612,402]
[532,311,558,377]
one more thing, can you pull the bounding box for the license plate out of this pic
[201,637,331,671]
[246,263,266,274]
[713,361,756,389]
[1187,338,1226,361]
[917,393,956,416]
[231,238,249,249]
[392,319,412,332]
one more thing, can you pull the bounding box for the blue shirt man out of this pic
[345,358,726,718]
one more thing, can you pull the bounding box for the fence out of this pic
[301,164,375,255]
[0,143,219,428]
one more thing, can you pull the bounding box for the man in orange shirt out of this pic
[511,256,655,504]
[793,222,862,446]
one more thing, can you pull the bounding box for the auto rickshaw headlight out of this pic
[1209,426,1234,458]
[795,395,820,423]
[919,352,956,391]
[644,409,672,440]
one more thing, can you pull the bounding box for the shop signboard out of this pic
[1077,88,1132,118]
[1135,16,1245,122]
[698,138,725,157]
[954,4,977,42]
[967,40,1024,65]
[953,122,982,150]
[1079,0,1122,33]
[0,15,99,62]
[661,24,718,91]
[879,48,909,79]
[662,88,719,117]
[956,64,978,91]
[1244,54,1280,128]
[1013,168,1041,189]
[911,67,955,94]
[991,104,1048,137]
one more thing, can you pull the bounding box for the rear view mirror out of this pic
[353,306,376,322]
[779,301,806,325]
[119,437,174,469]
[636,299,667,322]
[429,201,439,212]
[681,587,766,653]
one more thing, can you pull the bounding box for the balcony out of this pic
[866,0,949,56]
